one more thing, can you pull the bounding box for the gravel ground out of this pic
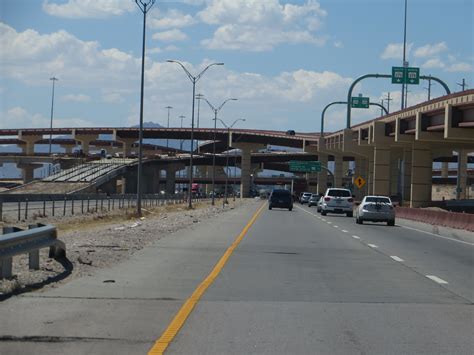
[0,198,253,299]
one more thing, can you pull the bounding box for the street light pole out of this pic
[215,118,246,207]
[195,93,204,154]
[165,106,172,150]
[401,0,408,110]
[135,0,156,217]
[48,76,58,175]
[203,98,238,206]
[167,60,224,209]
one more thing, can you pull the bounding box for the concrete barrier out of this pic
[395,207,474,232]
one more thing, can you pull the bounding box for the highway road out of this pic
[0,200,473,354]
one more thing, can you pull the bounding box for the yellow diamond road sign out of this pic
[354,176,366,189]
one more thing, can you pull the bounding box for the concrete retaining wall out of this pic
[395,207,474,232]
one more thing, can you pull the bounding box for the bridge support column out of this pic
[334,155,343,188]
[233,143,265,198]
[373,145,391,196]
[441,162,449,178]
[317,153,328,194]
[61,144,74,155]
[165,164,185,196]
[367,152,375,195]
[18,133,42,155]
[390,151,403,196]
[410,145,432,208]
[73,134,98,155]
[458,150,469,199]
[402,149,412,203]
[18,163,41,183]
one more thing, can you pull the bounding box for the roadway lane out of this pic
[299,204,474,302]
[166,203,473,355]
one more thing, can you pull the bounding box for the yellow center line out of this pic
[148,202,267,355]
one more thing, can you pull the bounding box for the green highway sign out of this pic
[289,160,321,173]
[392,66,420,85]
[351,96,370,109]
[406,67,420,84]
[392,66,405,84]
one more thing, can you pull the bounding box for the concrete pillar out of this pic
[441,162,449,178]
[367,152,375,195]
[18,135,41,155]
[410,145,433,208]
[402,149,412,203]
[390,157,399,196]
[119,177,126,194]
[118,139,136,157]
[458,150,469,199]
[373,145,391,196]
[61,145,74,155]
[233,143,265,198]
[317,153,328,194]
[165,164,185,196]
[334,155,343,188]
[74,135,98,155]
[18,163,41,183]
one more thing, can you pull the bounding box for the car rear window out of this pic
[327,189,351,197]
[272,190,291,197]
[365,197,391,203]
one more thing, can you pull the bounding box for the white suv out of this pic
[320,188,354,217]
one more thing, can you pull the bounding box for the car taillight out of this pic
[324,197,331,201]
[348,198,353,203]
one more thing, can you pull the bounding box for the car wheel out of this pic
[359,218,364,224]
[269,206,272,210]
[346,212,353,217]
[321,211,327,216]
[387,220,395,226]
[356,217,360,224]
[289,207,292,211]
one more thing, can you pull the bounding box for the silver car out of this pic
[356,196,395,226]
[308,194,320,207]
[320,188,354,217]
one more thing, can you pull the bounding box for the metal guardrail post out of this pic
[27,225,40,270]
[43,200,46,217]
[25,199,29,220]
[63,197,67,216]
[112,198,115,210]
[87,196,90,212]
[17,201,21,222]
[71,198,75,215]
[0,201,3,222]
[52,199,55,217]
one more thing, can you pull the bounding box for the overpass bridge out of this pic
[0,91,472,205]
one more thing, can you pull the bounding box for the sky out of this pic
[0,0,473,134]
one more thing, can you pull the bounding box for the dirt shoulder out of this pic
[0,198,253,299]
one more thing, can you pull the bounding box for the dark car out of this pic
[269,189,293,211]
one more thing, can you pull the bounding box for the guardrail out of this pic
[0,223,65,279]
[395,207,474,232]
[0,193,208,222]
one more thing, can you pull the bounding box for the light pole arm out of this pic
[217,98,237,111]
[369,102,389,115]
[203,98,217,113]
[420,75,450,95]
[346,74,391,128]
[321,101,346,135]
[196,63,223,82]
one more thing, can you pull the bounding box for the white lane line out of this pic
[352,235,360,239]
[390,256,404,262]
[368,244,378,248]
[341,229,348,233]
[426,275,449,284]
[334,225,339,228]
[327,221,332,224]
[322,219,326,222]
[400,225,474,246]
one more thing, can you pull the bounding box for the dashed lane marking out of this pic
[368,244,378,248]
[426,275,449,284]
[390,256,404,262]
[352,235,360,239]
[341,230,348,233]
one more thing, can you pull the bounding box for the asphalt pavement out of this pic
[0,199,473,355]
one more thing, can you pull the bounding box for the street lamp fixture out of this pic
[167,60,224,209]
[214,118,246,206]
[135,0,156,216]
[202,98,238,206]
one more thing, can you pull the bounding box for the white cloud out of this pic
[152,29,188,42]
[0,106,95,129]
[421,58,445,69]
[148,9,196,29]
[446,62,473,72]
[42,0,135,19]
[198,0,327,51]
[148,45,179,54]
[334,40,343,48]
[0,23,140,88]
[380,42,413,60]
[414,42,448,58]
[61,94,91,102]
